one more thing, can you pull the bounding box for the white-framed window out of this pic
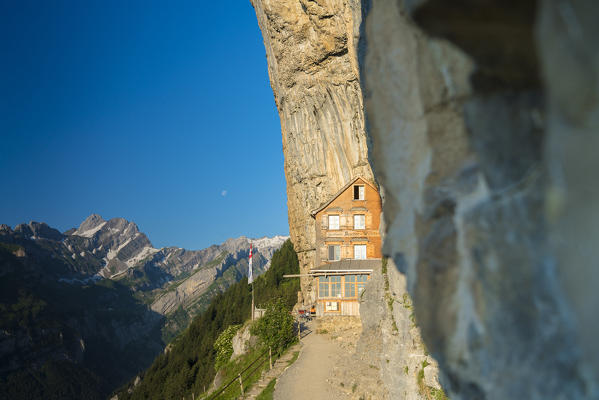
[354,214,365,230]
[357,274,368,295]
[344,274,369,298]
[354,244,367,259]
[330,276,341,297]
[319,276,329,297]
[328,245,341,261]
[328,215,340,230]
[344,275,356,297]
[353,185,365,200]
[319,276,341,299]
[325,301,339,311]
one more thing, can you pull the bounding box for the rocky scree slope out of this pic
[62,214,283,326]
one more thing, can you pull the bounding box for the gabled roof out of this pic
[310,176,378,217]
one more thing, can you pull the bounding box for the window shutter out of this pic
[322,215,328,228]
[329,245,334,261]
[359,186,365,200]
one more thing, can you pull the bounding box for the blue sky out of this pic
[0,1,288,250]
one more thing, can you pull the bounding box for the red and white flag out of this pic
[248,243,253,284]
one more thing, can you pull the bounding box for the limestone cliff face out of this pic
[251,0,374,299]
[254,0,599,399]
[251,1,441,398]
[363,0,598,399]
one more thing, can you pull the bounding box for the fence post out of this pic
[238,373,244,395]
[269,346,273,370]
[298,319,301,341]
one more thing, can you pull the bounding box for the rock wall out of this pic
[363,0,599,399]
[254,0,599,398]
[250,1,441,398]
[360,259,441,399]
[250,0,374,300]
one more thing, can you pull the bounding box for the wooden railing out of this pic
[202,332,300,400]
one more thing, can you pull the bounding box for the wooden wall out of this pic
[315,299,361,316]
[314,177,382,267]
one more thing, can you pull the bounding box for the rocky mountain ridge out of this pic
[2,215,287,340]
[0,215,287,398]
[2,215,286,285]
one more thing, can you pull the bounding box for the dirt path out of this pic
[243,342,301,399]
[273,321,348,400]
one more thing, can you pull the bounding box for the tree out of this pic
[213,324,241,370]
[251,297,295,350]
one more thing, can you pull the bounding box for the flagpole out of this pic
[249,243,254,321]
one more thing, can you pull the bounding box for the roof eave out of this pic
[309,269,373,273]
[310,176,377,217]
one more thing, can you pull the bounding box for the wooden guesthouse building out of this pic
[309,176,382,316]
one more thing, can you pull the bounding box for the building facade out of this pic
[309,177,382,316]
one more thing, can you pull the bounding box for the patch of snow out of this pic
[109,268,129,279]
[251,235,289,250]
[106,238,132,260]
[80,251,86,257]
[247,236,289,266]
[251,235,289,257]
[73,221,107,238]
[125,246,159,268]
[92,248,97,255]
[71,253,77,259]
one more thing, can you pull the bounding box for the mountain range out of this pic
[0,214,287,399]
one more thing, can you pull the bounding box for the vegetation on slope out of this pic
[159,256,251,342]
[209,298,297,400]
[117,239,299,399]
[0,246,164,400]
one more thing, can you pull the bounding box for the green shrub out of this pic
[251,298,295,350]
[213,324,241,371]
[256,378,276,400]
